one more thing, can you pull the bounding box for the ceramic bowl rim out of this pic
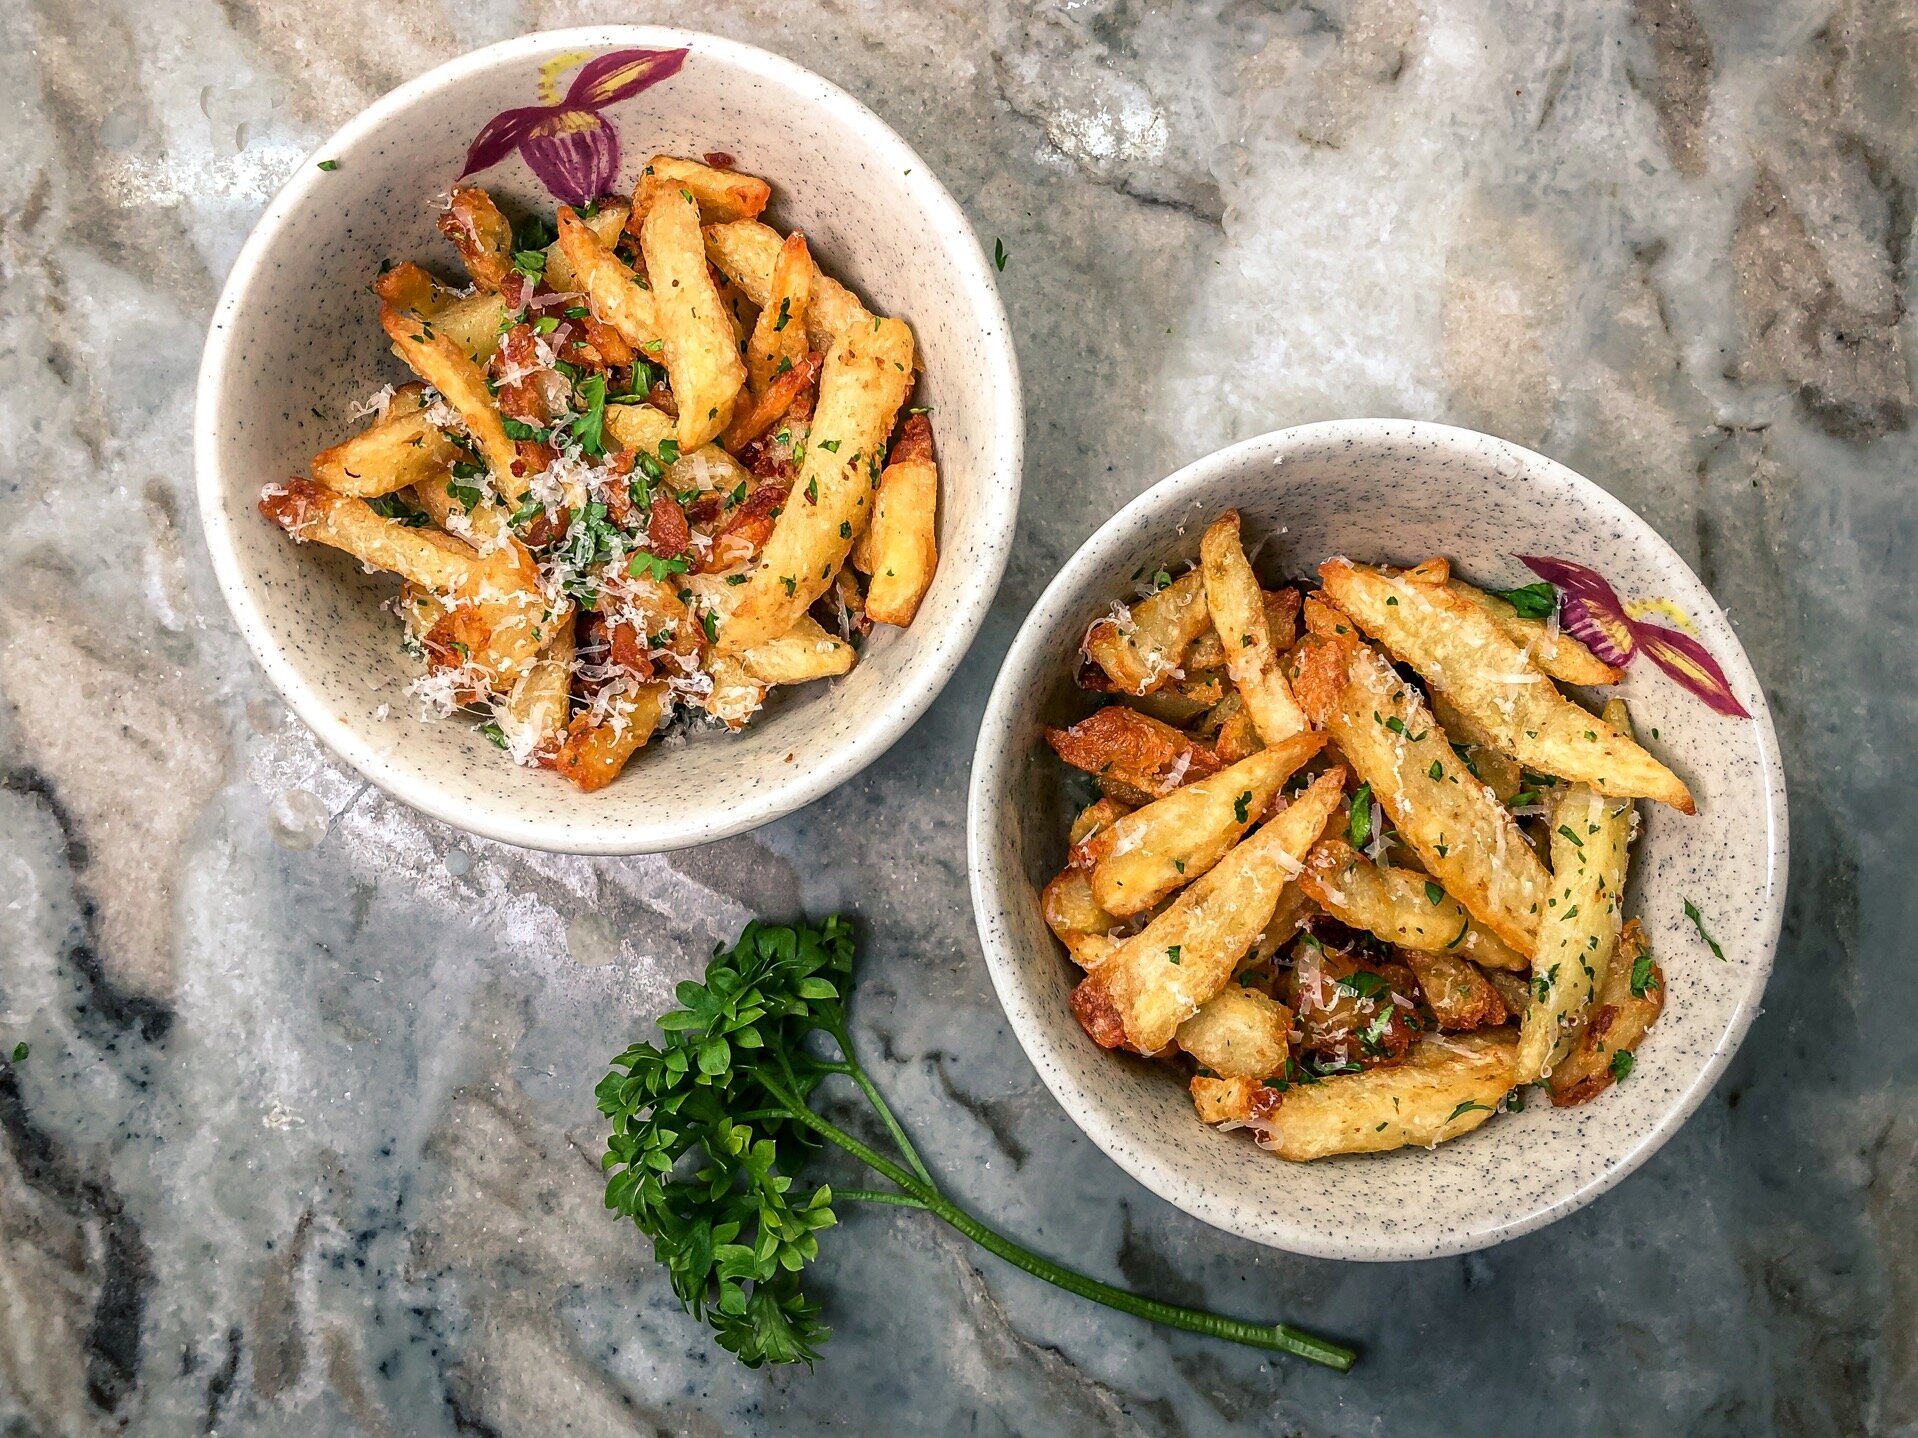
[965,417,1788,1261]
[195,24,1023,854]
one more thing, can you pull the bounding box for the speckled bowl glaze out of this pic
[967,421,1787,1261]
[197,27,1021,853]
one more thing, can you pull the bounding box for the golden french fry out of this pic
[745,230,813,395]
[738,615,856,686]
[1297,838,1530,971]
[496,618,576,758]
[546,683,668,791]
[1191,1029,1516,1160]
[602,403,754,496]
[1547,919,1665,1106]
[1044,868,1120,971]
[1318,634,1551,955]
[405,474,511,552]
[311,384,461,498]
[1090,732,1325,917]
[864,413,938,626]
[1514,736,1637,1083]
[541,201,629,293]
[1318,560,1692,812]
[637,178,747,449]
[723,352,822,454]
[703,219,875,355]
[378,274,523,503]
[437,185,515,291]
[261,477,490,592]
[555,204,663,353]
[1175,986,1292,1079]
[1045,705,1223,800]
[1067,796,1134,861]
[703,654,767,731]
[1429,691,1523,803]
[1445,576,1623,687]
[1199,511,1306,742]
[645,155,771,224]
[1402,950,1510,1030]
[1081,569,1211,696]
[1071,767,1345,1055]
[713,318,915,652]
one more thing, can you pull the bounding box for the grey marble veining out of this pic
[0,1,1909,1434]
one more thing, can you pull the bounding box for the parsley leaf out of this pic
[1489,582,1558,620]
[1683,899,1726,960]
[1347,783,1374,848]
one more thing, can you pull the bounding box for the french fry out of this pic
[1318,634,1551,954]
[1175,986,1291,1079]
[1199,512,1306,742]
[405,474,511,552]
[864,413,939,626]
[636,178,748,449]
[1401,950,1510,1030]
[713,318,915,652]
[1191,1029,1516,1160]
[737,614,856,686]
[745,230,814,396]
[261,477,496,593]
[1297,839,1530,971]
[1045,706,1223,800]
[723,351,822,454]
[546,682,668,791]
[496,619,575,758]
[1429,691,1523,803]
[437,185,515,291]
[378,270,523,502]
[602,403,754,496]
[311,384,461,497]
[1081,569,1211,695]
[1044,868,1120,971]
[1318,560,1693,812]
[1514,710,1638,1083]
[1547,919,1665,1105]
[645,154,771,223]
[1090,732,1325,917]
[556,204,664,353]
[703,219,875,355]
[1071,767,1345,1055]
[1446,577,1623,687]
[1067,796,1133,864]
[540,201,629,294]
[1482,966,1534,1019]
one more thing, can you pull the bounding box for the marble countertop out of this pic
[0,1,1907,1434]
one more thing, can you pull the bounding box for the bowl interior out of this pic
[199,28,1017,852]
[970,421,1786,1260]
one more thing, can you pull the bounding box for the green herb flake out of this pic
[1557,824,1585,848]
[1347,782,1374,848]
[993,237,1008,271]
[316,158,339,171]
[1609,1049,1636,1082]
[1488,582,1557,619]
[478,721,508,750]
[1166,946,1182,966]
[1630,952,1656,997]
[1683,899,1726,960]
[1424,880,1444,906]
[1233,790,1253,824]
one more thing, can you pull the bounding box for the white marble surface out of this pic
[0,1,1910,1434]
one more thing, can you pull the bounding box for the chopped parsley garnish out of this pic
[1446,1100,1492,1123]
[818,439,841,453]
[780,575,797,597]
[1428,759,1443,780]
[367,494,430,527]
[316,158,339,171]
[1630,951,1656,997]
[629,552,691,581]
[501,417,550,443]
[1336,970,1390,1000]
[1683,899,1726,960]
[773,297,792,331]
[1488,582,1558,619]
[702,610,720,643]
[571,373,610,457]
[1557,824,1585,848]
[512,247,548,278]
[1609,1050,1635,1082]
[1424,880,1444,906]
[1233,790,1252,824]
[1347,782,1373,848]
[9,1042,27,1063]
[1166,946,1182,965]
[478,721,508,750]
[993,237,1008,271]
[445,477,483,513]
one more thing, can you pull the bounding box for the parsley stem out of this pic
[835,1188,932,1210]
[759,1076,1355,1371]
[824,1034,936,1190]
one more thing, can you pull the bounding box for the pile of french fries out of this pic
[260,156,939,790]
[1044,513,1686,1160]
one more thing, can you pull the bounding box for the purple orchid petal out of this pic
[519,109,620,208]
[1631,622,1752,719]
[1518,554,1638,667]
[565,47,689,109]
[461,105,543,178]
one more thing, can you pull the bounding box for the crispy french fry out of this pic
[636,178,747,449]
[864,413,939,627]
[602,403,754,496]
[1548,919,1665,1105]
[556,204,664,354]
[378,271,523,503]
[1191,1029,1516,1160]
[1067,796,1134,863]
[1090,732,1325,917]
[1199,512,1306,742]
[703,219,875,356]
[1071,767,1345,1055]
[713,318,914,652]
[1514,758,1637,1082]
[722,352,822,454]
[737,614,856,686]
[405,474,511,552]
[645,154,771,223]
[1402,950,1509,1030]
[1044,868,1121,971]
[312,384,461,497]
[1319,560,1692,812]
[1045,706,1223,800]
[261,477,493,592]
[1297,838,1530,971]
[496,618,575,759]
[1175,986,1292,1079]
[1446,576,1623,687]
[1429,691,1523,803]
[1317,634,1551,954]
[1081,569,1211,695]
[437,185,515,291]
[745,230,813,396]
[546,682,668,791]
[540,201,629,294]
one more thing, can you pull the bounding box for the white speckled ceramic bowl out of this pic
[968,421,1787,1261]
[197,27,1021,853]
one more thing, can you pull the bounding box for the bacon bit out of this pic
[520,506,570,547]
[580,312,633,367]
[421,610,492,705]
[499,271,536,312]
[887,410,934,466]
[602,452,640,529]
[646,380,678,419]
[646,492,692,557]
[704,151,736,169]
[684,493,724,526]
[702,482,788,571]
[437,187,514,291]
[258,476,327,537]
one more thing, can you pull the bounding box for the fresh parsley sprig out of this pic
[597,918,1356,1372]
